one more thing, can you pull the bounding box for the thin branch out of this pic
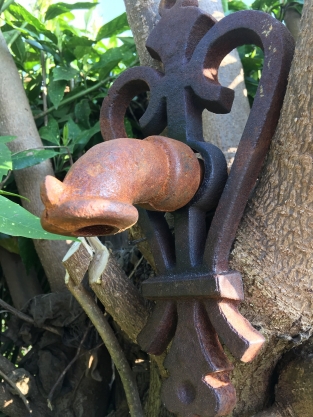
[129,236,147,245]
[47,323,91,409]
[0,169,12,190]
[40,51,48,126]
[0,369,31,415]
[128,255,144,279]
[34,76,115,120]
[0,298,62,336]
[66,280,144,417]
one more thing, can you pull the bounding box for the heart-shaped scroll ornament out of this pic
[100,2,294,416]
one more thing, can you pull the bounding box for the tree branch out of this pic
[0,296,62,336]
[87,237,151,344]
[63,239,144,417]
[0,369,31,415]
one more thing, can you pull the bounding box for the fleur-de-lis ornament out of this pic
[104,1,295,416]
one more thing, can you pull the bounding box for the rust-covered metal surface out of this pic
[41,136,201,236]
[41,0,295,416]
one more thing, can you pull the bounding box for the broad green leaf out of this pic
[10,34,26,62]
[73,121,100,150]
[75,99,91,129]
[45,2,98,21]
[65,118,82,143]
[96,12,129,41]
[67,35,93,49]
[228,0,248,11]
[48,80,67,109]
[0,143,12,179]
[0,196,76,240]
[25,38,44,51]
[9,3,46,33]
[12,149,60,170]
[92,46,131,71]
[53,66,79,81]
[25,39,59,58]
[73,45,93,59]
[0,136,16,144]
[118,37,135,46]
[39,117,60,145]
[8,4,57,43]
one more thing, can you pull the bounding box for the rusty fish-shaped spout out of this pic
[40,136,202,237]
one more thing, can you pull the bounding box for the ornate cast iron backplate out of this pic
[100,1,294,415]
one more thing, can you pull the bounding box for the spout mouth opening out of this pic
[75,225,118,236]
[41,198,139,237]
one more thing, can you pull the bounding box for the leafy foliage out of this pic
[226,0,302,104]
[0,1,140,243]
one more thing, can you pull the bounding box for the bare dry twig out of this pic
[0,297,62,336]
[47,323,91,409]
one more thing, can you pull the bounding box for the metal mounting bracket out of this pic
[100,2,294,415]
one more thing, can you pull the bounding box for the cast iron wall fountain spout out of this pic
[41,1,294,416]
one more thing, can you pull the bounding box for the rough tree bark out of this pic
[228,2,313,415]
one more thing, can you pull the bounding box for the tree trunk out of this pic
[0,31,68,292]
[229,2,313,415]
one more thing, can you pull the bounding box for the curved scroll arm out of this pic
[188,10,295,273]
[100,66,166,141]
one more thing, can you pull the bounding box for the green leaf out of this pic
[228,0,248,11]
[10,34,26,62]
[96,12,129,41]
[0,236,19,254]
[18,237,42,273]
[0,196,76,240]
[118,36,135,46]
[39,117,60,145]
[124,118,133,138]
[0,143,12,179]
[45,2,98,21]
[9,3,46,33]
[53,66,79,81]
[12,149,60,170]
[75,99,91,129]
[67,35,93,49]
[0,136,16,144]
[48,80,67,109]
[73,45,92,59]
[0,190,30,202]
[0,0,15,13]
[9,11,57,43]
[1,29,18,45]
[73,121,100,150]
[92,46,129,71]
[65,118,82,143]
